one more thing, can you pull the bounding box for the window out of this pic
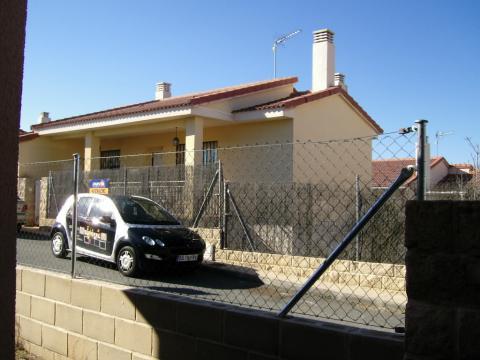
[203,141,218,164]
[175,141,218,165]
[100,150,120,169]
[88,198,113,219]
[176,144,185,165]
[68,197,93,218]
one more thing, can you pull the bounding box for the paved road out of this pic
[16,233,404,330]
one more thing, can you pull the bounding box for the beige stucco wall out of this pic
[206,118,293,183]
[429,161,449,188]
[86,118,294,183]
[18,137,83,178]
[292,94,377,184]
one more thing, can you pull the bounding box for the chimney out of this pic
[334,72,347,91]
[38,112,51,124]
[155,82,172,100]
[312,29,335,92]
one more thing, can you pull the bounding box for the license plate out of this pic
[177,254,198,262]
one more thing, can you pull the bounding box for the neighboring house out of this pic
[372,157,475,190]
[19,28,382,185]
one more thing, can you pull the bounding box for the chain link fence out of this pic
[18,126,473,330]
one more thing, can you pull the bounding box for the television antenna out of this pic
[435,130,454,155]
[272,29,301,78]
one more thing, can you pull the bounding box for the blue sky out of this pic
[21,0,480,163]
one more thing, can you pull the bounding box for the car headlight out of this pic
[155,239,165,247]
[142,236,156,246]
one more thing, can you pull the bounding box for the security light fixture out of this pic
[172,127,180,146]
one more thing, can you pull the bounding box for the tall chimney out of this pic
[38,112,51,124]
[155,82,172,100]
[312,29,335,92]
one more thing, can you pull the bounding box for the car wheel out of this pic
[51,232,67,258]
[116,246,140,277]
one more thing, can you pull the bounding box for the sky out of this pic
[21,0,480,163]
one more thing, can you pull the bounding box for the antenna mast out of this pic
[273,29,301,78]
[435,131,454,155]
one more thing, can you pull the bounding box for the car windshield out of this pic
[112,196,179,225]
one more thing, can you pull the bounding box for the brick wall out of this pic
[405,201,480,359]
[16,266,404,360]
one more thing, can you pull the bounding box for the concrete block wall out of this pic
[215,249,406,292]
[405,201,480,359]
[16,265,404,360]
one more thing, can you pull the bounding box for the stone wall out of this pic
[16,266,404,360]
[405,201,480,359]
[215,249,406,292]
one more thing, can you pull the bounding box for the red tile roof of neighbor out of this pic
[29,77,382,134]
[30,77,297,131]
[372,157,446,187]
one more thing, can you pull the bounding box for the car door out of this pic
[71,196,93,248]
[66,196,93,249]
[83,197,117,256]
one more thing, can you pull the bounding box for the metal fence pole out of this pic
[355,174,361,261]
[123,167,128,195]
[71,153,80,278]
[416,119,428,201]
[221,182,229,249]
[218,161,223,230]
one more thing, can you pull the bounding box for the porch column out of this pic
[84,132,100,172]
[184,118,204,223]
[184,117,204,166]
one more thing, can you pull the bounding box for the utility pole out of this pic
[272,29,301,78]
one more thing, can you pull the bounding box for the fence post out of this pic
[221,181,229,249]
[123,167,127,195]
[415,119,428,201]
[218,161,223,230]
[355,174,361,261]
[71,153,80,278]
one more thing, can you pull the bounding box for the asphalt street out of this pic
[16,233,404,330]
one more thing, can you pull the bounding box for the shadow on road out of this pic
[17,230,49,241]
[75,256,264,291]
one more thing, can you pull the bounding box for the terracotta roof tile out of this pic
[19,131,39,142]
[372,157,445,187]
[31,77,298,131]
[233,87,383,134]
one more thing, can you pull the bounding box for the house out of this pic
[372,156,475,191]
[19,28,384,233]
[19,29,382,182]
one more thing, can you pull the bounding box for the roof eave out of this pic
[35,106,194,136]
